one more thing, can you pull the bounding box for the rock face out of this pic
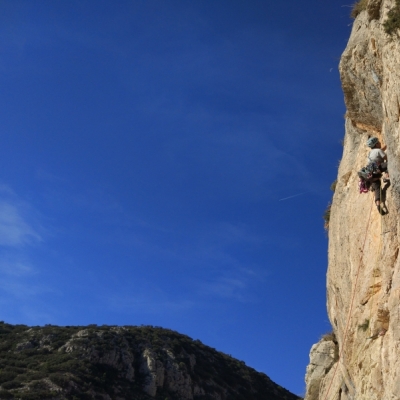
[304,337,338,400]
[305,1,400,399]
[0,323,300,400]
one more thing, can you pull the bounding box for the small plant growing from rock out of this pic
[384,0,400,35]
[323,202,332,231]
[351,0,368,19]
[321,331,337,343]
[358,319,369,332]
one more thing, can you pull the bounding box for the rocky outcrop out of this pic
[61,328,136,381]
[304,338,338,400]
[140,348,165,396]
[305,1,400,399]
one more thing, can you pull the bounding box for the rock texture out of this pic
[0,323,300,400]
[305,1,400,399]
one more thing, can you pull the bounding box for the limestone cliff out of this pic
[305,1,400,399]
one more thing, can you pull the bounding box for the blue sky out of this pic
[0,0,352,395]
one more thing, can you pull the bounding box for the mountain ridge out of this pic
[0,322,300,400]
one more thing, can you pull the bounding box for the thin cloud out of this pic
[0,202,42,246]
[0,185,43,247]
[0,279,48,299]
[279,191,310,201]
[0,257,35,277]
[197,266,264,303]
[199,277,247,300]
[0,185,52,323]
[107,291,194,315]
[0,252,50,299]
[35,168,66,184]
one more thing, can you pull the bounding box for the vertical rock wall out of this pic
[305,1,400,399]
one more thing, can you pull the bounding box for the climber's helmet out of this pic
[367,137,379,148]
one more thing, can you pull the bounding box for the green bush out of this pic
[0,343,12,352]
[17,391,57,400]
[2,380,22,389]
[0,371,17,383]
[351,0,368,18]
[3,367,26,374]
[0,389,14,399]
[29,380,48,390]
[49,373,70,388]
[384,0,400,35]
[28,372,47,380]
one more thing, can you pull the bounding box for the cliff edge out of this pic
[305,1,400,399]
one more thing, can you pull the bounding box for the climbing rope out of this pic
[367,184,384,339]
[324,183,388,400]
[322,197,374,400]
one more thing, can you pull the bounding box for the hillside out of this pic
[0,322,299,400]
[304,0,400,399]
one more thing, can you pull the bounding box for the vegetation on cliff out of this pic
[0,322,300,400]
[323,204,331,232]
[383,0,400,35]
[352,0,400,35]
[322,181,336,231]
[351,0,368,19]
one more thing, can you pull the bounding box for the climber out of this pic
[366,136,389,215]
[367,137,389,175]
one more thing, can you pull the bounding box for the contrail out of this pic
[279,191,310,201]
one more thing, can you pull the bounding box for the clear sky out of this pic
[0,0,352,396]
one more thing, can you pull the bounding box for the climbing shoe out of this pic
[377,205,386,215]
